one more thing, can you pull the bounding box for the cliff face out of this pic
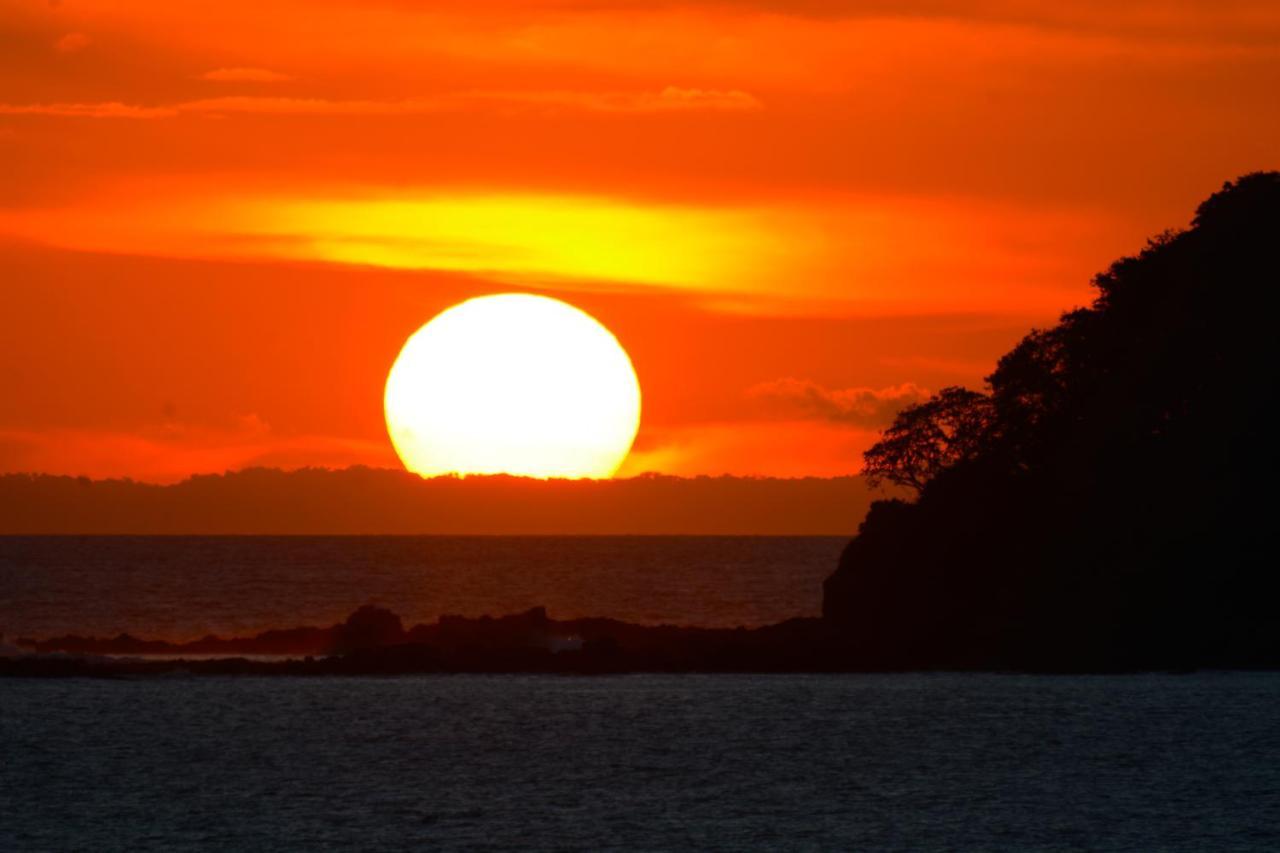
[824,174,1280,671]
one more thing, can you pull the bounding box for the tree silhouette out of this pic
[861,386,994,492]
[827,172,1280,670]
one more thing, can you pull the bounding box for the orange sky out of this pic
[2,0,1278,481]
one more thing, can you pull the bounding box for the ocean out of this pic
[3,673,1278,851]
[4,537,1278,850]
[0,536,846,640]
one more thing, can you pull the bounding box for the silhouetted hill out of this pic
[825,173,1280,670]
[0,467,872,534]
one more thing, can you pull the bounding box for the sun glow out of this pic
[384,294,641,479]
[0,189,797,293]
[262,195,768,288]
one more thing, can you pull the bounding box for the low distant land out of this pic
[0,467,875,535]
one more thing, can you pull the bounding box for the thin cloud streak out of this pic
[0,102,177,119]
[54,32,92,53]
[747,378,931,427]
[0,183,1112,315]
[0,420,395,484]
[0,87,762,120]
[200,67,294,82]
[619,419,881,478]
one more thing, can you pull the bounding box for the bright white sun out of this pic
[384,293,641,479]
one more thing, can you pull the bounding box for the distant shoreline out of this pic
[0,532,849,538]
[0,469,874,535]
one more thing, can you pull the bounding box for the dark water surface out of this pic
[2,673,1278,851]
[0,536,845,639]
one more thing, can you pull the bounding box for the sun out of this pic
[384,294,641,479]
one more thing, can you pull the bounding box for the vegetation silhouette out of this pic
[825,173,1280,670]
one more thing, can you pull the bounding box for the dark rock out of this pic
[334,605,405,653]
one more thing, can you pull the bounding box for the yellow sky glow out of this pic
[0,184,1114,313]
[258,195,789,289]
[3,0,1276,482]
[0,189,802,293]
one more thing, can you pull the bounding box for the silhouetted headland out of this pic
[827,173,1280,670]
[5,175,1280,677]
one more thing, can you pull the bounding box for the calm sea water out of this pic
[2,673,1277,851]
[0,536,846,639]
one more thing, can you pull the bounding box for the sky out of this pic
[2,0,1278,482]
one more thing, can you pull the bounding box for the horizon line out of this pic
[0,466,869,487]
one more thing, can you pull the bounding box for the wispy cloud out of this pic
[0,417,394,484]
[0,102,176,118]
[0,87,761,120]
[199,67,293,82]
[747,378,930,427]
[0,189,783,294]
[618,420,878,478]
[54,32,91,54]
[174,96,421,116]
[472,87,762,113]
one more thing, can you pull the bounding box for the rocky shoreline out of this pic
[7,603,1270,677]
[2,605,860,677]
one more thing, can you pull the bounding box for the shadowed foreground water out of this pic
[3,673,1278,851]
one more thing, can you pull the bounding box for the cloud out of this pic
[54,32,91,53]
[175,96,418,115]
[0,98,423,120]
[474,87,762,113]
[0,88,761,120]
[0,418,395,484]
[577,0,1280,38]
[0,102,176,118]
[200,67,293,82]
[617,420,879,477]
[746,378,930,427]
